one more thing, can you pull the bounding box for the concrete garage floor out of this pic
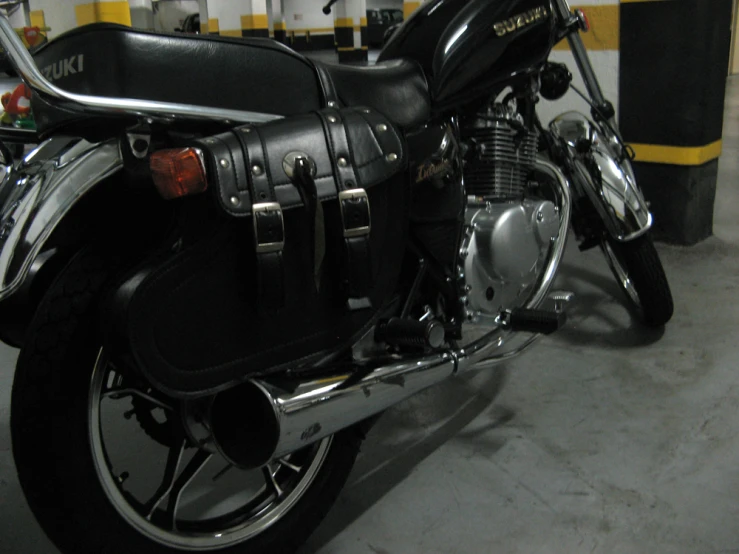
[1,78,739,553]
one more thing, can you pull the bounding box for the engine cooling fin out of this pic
[465,116,538,199]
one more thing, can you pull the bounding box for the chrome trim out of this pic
[338,188,371,238]
[550,111,652,241]
[0,137,122,301]
[0,16,281,125]
[253,202,285,254]
[525,157,572,309]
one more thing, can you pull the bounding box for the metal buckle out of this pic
[252,202,285,254]
[338,188,371,238]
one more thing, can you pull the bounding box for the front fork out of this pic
[554,0,617,126]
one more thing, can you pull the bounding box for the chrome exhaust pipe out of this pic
[210,325,533,469]
[211,159,573,469]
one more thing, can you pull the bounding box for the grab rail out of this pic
[0,16,282,125]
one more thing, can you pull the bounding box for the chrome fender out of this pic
[550,111,652,241]
[0,137,122,302]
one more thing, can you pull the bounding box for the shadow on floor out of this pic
[300,368,509,553]
[553,261,666,348]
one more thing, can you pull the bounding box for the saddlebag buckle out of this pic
[252,202,285,254]
[338,188,371,238]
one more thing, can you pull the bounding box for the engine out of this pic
[461,103,560,321]
[464,103,539,199]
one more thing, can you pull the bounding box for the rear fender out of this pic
[0,137,122,303]
[550,111,652,241]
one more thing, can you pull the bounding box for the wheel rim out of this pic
[601,240,641,308]
[88,348,332,551]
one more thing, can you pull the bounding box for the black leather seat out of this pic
[31,24,326,135]
[30,23,430,136]
[319,60,431,131]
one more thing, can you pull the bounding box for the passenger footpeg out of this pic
[500,308,566,335]
[375,317,446,349]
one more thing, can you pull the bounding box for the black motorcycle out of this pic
[0,0,672,552]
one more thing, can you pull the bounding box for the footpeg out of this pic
[501,308,566,335]
[375,317,446,349]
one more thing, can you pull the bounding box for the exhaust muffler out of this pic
[211,332,509,469]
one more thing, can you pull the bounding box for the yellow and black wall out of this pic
[241,14,269,38]
[619,0,733,244]
[335,16,368,62]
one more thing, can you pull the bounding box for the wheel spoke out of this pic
[277,458,302,474]
[103,388,174,411]
[262,466,283,498]
[144,439,187,520]
[164,450,213,531]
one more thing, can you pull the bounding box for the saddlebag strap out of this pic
[318,108,372,308]
[236,126,285,310]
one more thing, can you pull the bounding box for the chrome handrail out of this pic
[0,16,282,124]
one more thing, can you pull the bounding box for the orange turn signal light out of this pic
[150,147,208,200]
[576,9,590,32]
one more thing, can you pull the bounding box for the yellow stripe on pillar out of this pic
[30,10,46,28]
[630,141,723,166]
[208,18,220,34]
[241,14,269,30]
[404,1,421,18]
[553,4,619,51]
[335,17,353,27]
[75,1,132,26]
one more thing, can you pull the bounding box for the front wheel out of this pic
[601,233,674,327]
[11,251,361,554]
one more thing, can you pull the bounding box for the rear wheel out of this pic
[11,251,362,553]
[601,233,674,327]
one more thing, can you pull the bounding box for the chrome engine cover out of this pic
[462,199,560,319]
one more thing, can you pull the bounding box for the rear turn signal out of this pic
[150,147,208,200]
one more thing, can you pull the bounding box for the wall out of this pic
[7,4,29,27]
[154,0,199,32]
[282,0,334,32]
[206,0,244,35]
[129,0,153,30]
[27,0,85,38]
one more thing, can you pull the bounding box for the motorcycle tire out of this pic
[601,233,674,327]
[11,249,362,554]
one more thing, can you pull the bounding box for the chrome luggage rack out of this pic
[0,15,283,128]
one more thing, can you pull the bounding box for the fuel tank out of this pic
[379,0,557,111]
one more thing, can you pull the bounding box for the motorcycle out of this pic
[0,0,672,553]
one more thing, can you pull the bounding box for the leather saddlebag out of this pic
[113,107,408,397]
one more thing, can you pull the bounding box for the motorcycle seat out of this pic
[317,60,431,131]
[31,24,321,136]
[30,23,430,137]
